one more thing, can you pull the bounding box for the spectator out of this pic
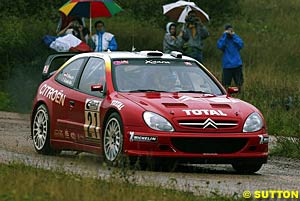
[217,24,244,91]
[91,20,118,52]
[182,10,209,63]
[163,22,184,53]
[57,18,89,43]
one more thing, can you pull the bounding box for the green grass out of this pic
[0,163,243,201]
[271,137,300,158]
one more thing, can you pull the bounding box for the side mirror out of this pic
[91,84,103,92]
[227,87,239,95]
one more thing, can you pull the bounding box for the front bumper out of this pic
[123,128,268,163]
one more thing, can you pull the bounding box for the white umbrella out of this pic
[163,0,209,23]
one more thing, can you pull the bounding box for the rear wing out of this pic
[42,53,78,81]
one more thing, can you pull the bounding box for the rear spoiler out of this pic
[42,52,78,81]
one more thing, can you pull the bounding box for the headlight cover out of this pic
[143,111,174,132]
[243,112,263,132]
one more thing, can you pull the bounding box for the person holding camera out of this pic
[182,10,209,63]
[217,24,244,91]
[57,18,89,43]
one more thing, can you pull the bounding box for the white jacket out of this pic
[91,32,114,52]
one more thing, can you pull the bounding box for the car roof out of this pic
[71,51,196,61]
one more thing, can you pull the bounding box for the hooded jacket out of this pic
[217,32,244,68]
[182,23,209,52]
[163,22,183,53]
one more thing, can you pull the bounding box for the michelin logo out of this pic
[129,132,157,142]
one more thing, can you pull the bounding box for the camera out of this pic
[185,15,198,24]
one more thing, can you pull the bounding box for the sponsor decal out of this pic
[84,99,101,140]
[111,100,124,111]
[145,60,170,65]
[182,109,227,116]
[129,131,157,142]
[63,72,74,80]
[258,135,269,144]
[39,84,66,106]
[64,129,70,139]
[179,95,213,102]
[70,132,76,140]
[85,99,101,111]
[54,129,64,138]
[43,65,49,74]
[113,60,129,65]
[210,97,238,103]
[184,62,192,66]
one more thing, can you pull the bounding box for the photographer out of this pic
[57,18,89,43]
[217,24,244,92]
[182,10,209,63]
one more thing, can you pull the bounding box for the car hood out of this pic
[120,92,254,119]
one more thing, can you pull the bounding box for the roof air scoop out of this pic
[140,51,163,57]
[170,51,182,58]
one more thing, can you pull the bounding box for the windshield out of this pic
[112,59,223,95]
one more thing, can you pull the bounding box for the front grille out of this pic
[178,119,238,129]
[171,137,248,154]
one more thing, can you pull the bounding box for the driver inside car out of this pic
[157,71,182,92]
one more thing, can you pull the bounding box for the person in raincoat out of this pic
[91,20,118,52]
[182,10,209,63]
[163,22,184,53]
[217,24,244,91]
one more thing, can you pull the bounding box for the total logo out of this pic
[183,109,227,116]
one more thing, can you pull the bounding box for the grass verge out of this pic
[0,163,245,201]
[270,137,300,158]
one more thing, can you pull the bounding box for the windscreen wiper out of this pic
[175,90,211,94]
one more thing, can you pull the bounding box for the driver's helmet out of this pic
[161,72,180,90]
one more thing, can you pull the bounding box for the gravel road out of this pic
[1,111,299,197]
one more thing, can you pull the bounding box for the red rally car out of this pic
[31,50,268,173]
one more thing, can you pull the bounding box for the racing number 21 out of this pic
[84,111,100,139]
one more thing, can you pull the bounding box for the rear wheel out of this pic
[103,113,124,166]
[232,162,263,174]
[32,104,59,155]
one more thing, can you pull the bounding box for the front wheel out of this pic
[103,112,124,166]
[232,162,263,174]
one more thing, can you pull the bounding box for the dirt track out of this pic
[0,111,300,197]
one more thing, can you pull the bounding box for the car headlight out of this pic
[143,111,174,132]
[243,112,263,132]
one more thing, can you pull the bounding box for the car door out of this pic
[54,57,87,143]
[70,57,106,146]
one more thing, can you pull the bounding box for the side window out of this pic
[79,57,106,96]
[56,58,85,87]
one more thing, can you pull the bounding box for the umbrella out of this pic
[163,0,209,23]
[59,0,123,32]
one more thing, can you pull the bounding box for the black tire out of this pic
[32,104,59,155]
[232,162,263,174]
[102,112,124,166]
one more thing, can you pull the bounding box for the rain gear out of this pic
[217,32,244,68]
[163,22,183,53]
[182,23,209,62]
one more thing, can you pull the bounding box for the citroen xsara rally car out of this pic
[31,51,268,173]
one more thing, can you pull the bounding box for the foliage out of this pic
[117,0,240,27]
[271,137,300,158]
[0,92,11,111]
